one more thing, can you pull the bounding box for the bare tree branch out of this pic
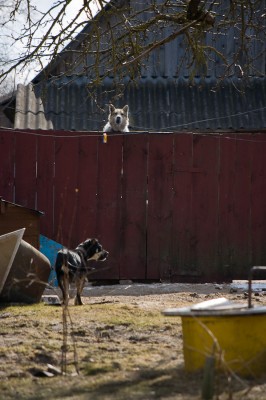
[0,0,265,92]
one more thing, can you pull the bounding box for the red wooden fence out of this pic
[1,128,266,282]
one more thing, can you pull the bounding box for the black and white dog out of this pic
[55,238,108,305]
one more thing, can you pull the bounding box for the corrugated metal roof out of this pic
[26,76,266,131]
[14,84,53,130]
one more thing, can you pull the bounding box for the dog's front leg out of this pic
[74,274,86,306]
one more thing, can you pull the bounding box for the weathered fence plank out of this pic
[1,128,266,282]
[37,132,55,237]
[14,131,37,209]
[147,133,174,280]
[53,133,80,247]
[76,134,99,242]
[120,134,148,279]
[250,135,266,267]
[95,134,123,279]
[172,133,194,280]
[232,135,252,277]
[0,129,15,201]
[218,134,237,280]
[190,134,220,280]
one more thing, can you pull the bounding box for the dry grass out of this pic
[0,291,265,399]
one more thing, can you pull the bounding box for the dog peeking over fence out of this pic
[55,238,109,305]
[103,104,129,133]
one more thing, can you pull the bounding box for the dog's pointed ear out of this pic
[123,105,129,115]
[109,104,115,114]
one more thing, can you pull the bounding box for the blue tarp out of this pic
[40,235,63,286]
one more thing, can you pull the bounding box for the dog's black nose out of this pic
[116,116,121,124]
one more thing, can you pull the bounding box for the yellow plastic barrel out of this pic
[163,297,266,377]
[181,312,266,377]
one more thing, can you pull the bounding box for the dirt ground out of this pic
[0,282,265,400]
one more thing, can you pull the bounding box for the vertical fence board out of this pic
[171,133,194,280]
[232,135,252,277]
[1,129,266,282]
[147,134,174,280]
[76,135,99,243]
[54,133,79,247]
[120,134,148,279]
[190,135,220,281]
[14,131,37,208]
[93,135,123,279]
[37,132,55,238]
[0,130,15,201]
[218,135,237,280]
[250,135,266,267]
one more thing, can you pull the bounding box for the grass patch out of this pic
[0,295,265,399]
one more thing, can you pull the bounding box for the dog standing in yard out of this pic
[103,104,129,132]
[55,238,108,306]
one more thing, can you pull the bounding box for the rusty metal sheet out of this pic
[120,134,148,279]
[93,134,123,280]
[53,132,79,247]
[14,131,37,209]
[146,133,174,280]
[0,130,15,201]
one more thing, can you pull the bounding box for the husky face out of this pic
[103,104,129,132]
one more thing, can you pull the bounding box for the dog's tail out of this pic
[55,249,69,279]
[54,249,70,306]
[61,251,69,275]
